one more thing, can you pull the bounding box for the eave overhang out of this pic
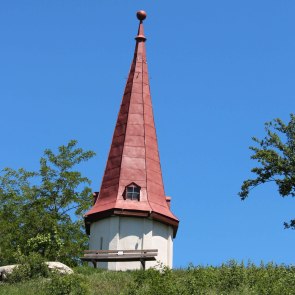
[84,209,179,238]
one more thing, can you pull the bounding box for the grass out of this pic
[1,261,295,294]
[0,267,132,295]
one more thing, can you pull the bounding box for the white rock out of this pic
[0,265,17,281]
[46,262,73,274]
[0,262,73,281]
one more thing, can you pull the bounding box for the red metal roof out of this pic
[85,11,179,236]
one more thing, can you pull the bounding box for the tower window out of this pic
[125,183,140,201]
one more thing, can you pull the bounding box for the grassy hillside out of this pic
[1,261,295,295]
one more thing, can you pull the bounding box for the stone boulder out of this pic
[0,262,73,281]
[0,265,17,281]
[45,262,73,274]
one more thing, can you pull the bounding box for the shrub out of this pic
[44,272,89,295]
[216,259,246,293]
[127,261,295,295]
[7,252,49,283]
[128,266,185,295]
[74,265,103,275]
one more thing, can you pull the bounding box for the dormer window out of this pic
[124,183,140,201]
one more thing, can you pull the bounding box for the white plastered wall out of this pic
[89,216,173,270]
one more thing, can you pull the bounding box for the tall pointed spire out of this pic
[85,11,179,236]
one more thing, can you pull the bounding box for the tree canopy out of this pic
[0,140,95,266]
[239,114,295,228]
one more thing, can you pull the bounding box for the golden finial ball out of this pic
[136,10,147,21]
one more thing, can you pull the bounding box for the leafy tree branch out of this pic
[239,114,295,228]
[0,140,95,266]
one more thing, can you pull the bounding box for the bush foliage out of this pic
[2,261,295,295]
[44,272,89,295]
[6,252,49,283]
[128,261,295,295]
[0,140,95,266]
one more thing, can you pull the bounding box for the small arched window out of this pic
[124,183,140,201]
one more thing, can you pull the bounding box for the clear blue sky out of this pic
[1,1,295,268]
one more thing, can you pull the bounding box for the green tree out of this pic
[0,140,95,266]
[239,114,295,228]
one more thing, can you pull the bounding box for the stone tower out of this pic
[84,11,179,270]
